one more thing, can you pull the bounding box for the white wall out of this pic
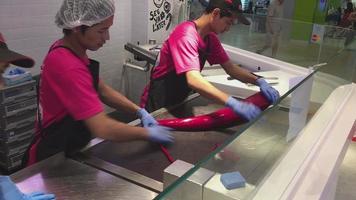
[0,0,143,110]
[0,0,134,89]
[131,1,149,45]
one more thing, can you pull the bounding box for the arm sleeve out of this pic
[169,34,201,74]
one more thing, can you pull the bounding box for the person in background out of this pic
[256,0,284,57]
[0,35,55,200]
[343,2,356,47]
[344,8,356,47]
[141,0,279,121]
[336,7,343,26]
[347,9,356,22]
[245,0,254,14]
[339,2,354,28]
[24,0,173,166]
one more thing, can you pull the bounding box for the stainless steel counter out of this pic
[8,94,286,199]
[11,153,157,200]
[79,95,245,184]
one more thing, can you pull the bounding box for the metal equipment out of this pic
[120,43,160,98]
[0,80,37,172]
[124,43,158,66]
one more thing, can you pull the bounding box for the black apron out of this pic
[145,25,211,112]
[23,45,99,165]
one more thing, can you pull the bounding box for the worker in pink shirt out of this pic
[141,0,279,121]
[24,0,173,166]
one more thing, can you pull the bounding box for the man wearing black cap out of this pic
[141,0,280,122]
[0,33,34,74]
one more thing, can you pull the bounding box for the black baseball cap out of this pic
[0,33,35,68]
[208,0,250,25]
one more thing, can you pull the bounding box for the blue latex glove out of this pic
[23,192,56,200]
[146,125,174,144]
[256,78,280,104]
[0,176,56,200]
[225,96,261,121]
[137,108,158,127]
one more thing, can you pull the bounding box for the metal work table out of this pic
[9,80,356,200]
[79,95,243,183]
[8,92,247,198]
[73,93,294,196]
[9,93,259,199]
[10,153,157,200]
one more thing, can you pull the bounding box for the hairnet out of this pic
[55,0,115,29]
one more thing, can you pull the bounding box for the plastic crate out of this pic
[0,98,36,118]
[0,123,34,144]
[0,80,36,105]
[0,109,36,130]
[0,152,25,171]
[0,136,32,156]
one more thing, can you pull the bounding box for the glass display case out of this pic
[155,62,355,200]
[153,18,356,200]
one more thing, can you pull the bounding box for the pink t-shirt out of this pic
[140,21,229,107]
[39,40,103,128]
[152,21,229,79]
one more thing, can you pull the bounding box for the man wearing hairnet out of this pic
[24,0,173,166]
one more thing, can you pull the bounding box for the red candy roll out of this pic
[158,92,271,131]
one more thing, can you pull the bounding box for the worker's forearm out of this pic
[225,64,259,84]
[186,71,229,104]
[193,82,230,104]
[85,112,148,142]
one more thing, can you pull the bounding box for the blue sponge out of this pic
[220,171,246,190]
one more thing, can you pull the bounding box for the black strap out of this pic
[36,45,73,136]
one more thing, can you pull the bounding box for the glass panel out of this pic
[154,15,355,199]
[156,65,353,200]
[219,14,356,81]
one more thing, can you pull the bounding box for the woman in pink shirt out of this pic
[141,0,279,121]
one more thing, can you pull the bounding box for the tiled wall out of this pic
[0,0,150,110]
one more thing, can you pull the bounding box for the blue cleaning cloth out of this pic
[2,67,32,86]
[220,171,246,190]
[7,68,26,75]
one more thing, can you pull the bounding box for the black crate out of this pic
[0,123,34,144]
[0,136,32,156]
[0,80,36,105]
[0,152,25,171]
[0,109,36,130]
[0,98,37,118]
